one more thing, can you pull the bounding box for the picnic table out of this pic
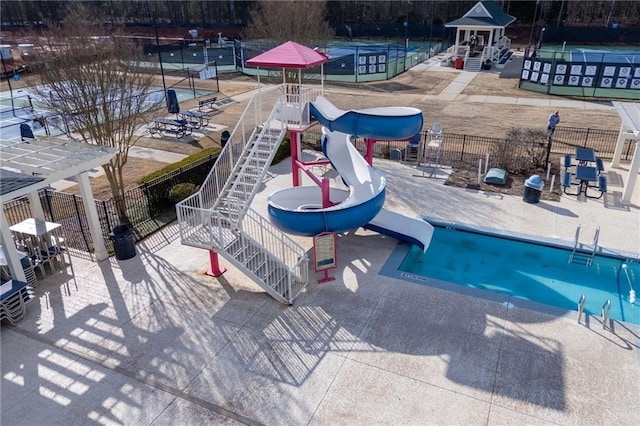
[179,110,210,128]
[148,117,192,138]
[575,147,597,165]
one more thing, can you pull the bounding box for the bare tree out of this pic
[245,0,335,47]
[29,4,161,225]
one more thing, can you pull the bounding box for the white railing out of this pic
[241,206,309,296]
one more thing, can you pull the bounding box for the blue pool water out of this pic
[392,224,639,325]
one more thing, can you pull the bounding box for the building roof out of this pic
[246,41,330,69]
[0,169,47,200]
[0,138,117,202]
[445,1,516,28]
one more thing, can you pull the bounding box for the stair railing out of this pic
[569,224,581,263]
[577,294,586,324]
[587,226,600,266]
[601,299,611,330]
[197,86,282,211]
[235,206,309,302]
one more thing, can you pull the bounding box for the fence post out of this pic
[461,134,467,162]
[584,128,590,147]
[102,200,111,235]
[73,193,91,252]
[143,182,153,220]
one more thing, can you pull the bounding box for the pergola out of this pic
[610,102,640,205]
[1,138,117,282]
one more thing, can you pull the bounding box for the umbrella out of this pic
[167,89,180,115]
[20,123,34,141]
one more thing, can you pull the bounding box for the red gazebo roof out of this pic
[246,41,330,69]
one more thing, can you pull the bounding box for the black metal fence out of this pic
[3,153,219,254]
[355,125,627,167]
[2,126,629,256]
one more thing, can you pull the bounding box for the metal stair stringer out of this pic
[222,206,310,304]
[214,110,286,225]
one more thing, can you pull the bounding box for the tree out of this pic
[29,4,161,225]
[245,0,335,47]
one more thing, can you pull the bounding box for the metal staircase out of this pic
[176,86,311,304]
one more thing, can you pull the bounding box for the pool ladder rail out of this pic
[568,225,599,267]
[577,294,612,331]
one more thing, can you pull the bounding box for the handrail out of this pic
[569,224,581,263]
[601,299,611,330]
[589,226,600,266]
[577,294,586,324]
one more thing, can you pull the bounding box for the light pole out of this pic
[404,0,410,49]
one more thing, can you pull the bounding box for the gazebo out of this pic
[246,40,330,89]
[444,0,516,71]
[610,102,640,205]
[1,138,117,282]
[246,41,331,187]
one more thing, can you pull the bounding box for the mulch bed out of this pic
[444,166,563,202]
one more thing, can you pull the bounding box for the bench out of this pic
[598,175,607,194]
[595,157,605,175]
[585,175,607,199]
[198,96,218,112]
[561,171,577,195]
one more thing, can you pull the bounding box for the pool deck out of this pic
[2,145,639,424]
[2,54,640,424]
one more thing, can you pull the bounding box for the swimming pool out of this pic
[382,221,639,325]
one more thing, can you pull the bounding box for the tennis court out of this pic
[0,86,207,145]
[520,45,640,99]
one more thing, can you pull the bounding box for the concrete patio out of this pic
[2,151,639,425]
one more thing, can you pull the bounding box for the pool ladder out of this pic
[569,225,599,266]
[577,294,612,331]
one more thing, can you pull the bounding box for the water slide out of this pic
[267,95,433,251]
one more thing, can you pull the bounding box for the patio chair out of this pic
[563,155,573,172]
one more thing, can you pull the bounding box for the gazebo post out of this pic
[77,172,109,261]
[621,141,640,205]
[610,122,627,168]
[27,192,46,221]
[0,208,28,282]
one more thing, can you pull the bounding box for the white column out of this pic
[27,192,45,221]
[621,141,640,205]
[77,172,108,261]
[454,30,460,54]
[0,208,27,282]
[610,122,627,168]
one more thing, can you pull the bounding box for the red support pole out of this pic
[290,130,301,186]
[206,250,226,277]
[322,177,331,208]
[365,138,375,166]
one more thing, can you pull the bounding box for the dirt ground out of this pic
[3,63,621,200]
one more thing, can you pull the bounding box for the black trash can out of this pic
[110,225,136,260]
[220,130,231,148]
[523,175,544,204]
